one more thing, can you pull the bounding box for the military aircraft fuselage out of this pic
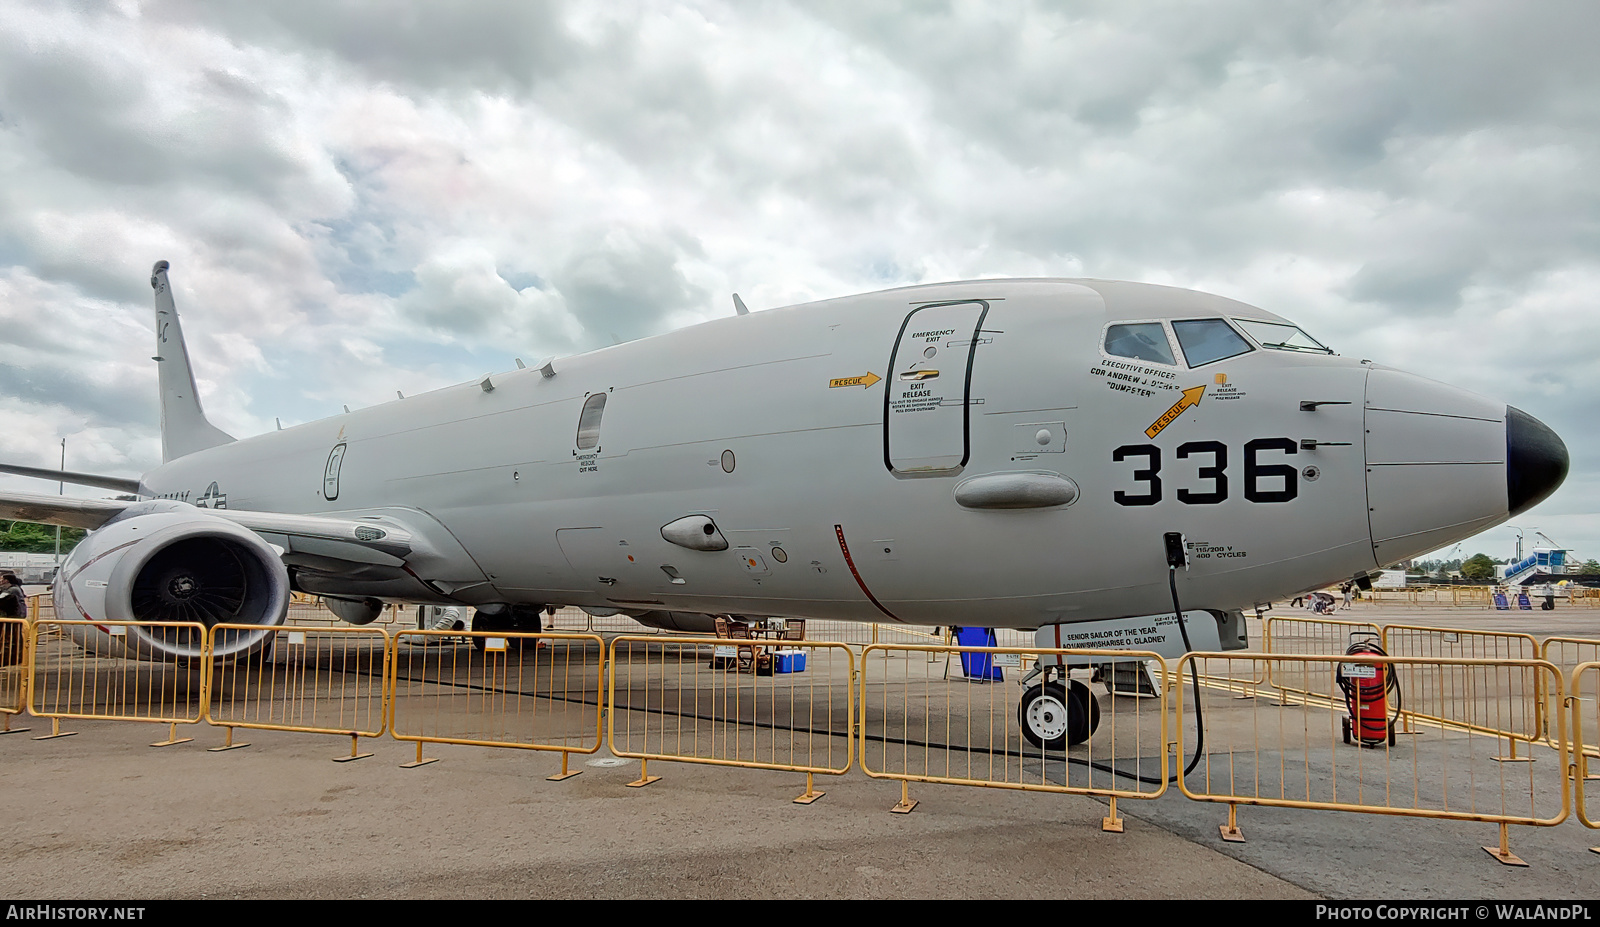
[136,278,1550,629]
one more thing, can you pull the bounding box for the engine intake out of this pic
[54,504,290,660]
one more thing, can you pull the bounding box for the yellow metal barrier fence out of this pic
[859,644,1168,822]
[26,593,55,621]
[1262,615,1382,704]
[390,631,605,775]
[608,636,854,801]
[1383,624,1543,754]
[1,616,28,733]
[1570,662,1600,832]
[1542,637,1600,754]
[207,624,390,760]
[1178,652,1567,864]
[28,619,208,744]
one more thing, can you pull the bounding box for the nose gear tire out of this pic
[1019,680,1100,749]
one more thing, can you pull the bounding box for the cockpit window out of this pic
[1103,322,1177,366]
[1233,319,1333,354]
[1172,318,1253,367]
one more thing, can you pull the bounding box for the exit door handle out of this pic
[899,369,940,381]
[1300,439,1353,450]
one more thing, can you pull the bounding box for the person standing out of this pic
[0,572,26,666]
[0,572,27,620]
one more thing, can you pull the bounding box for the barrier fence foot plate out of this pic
[208,741,250,752]
[32,731,76,740]
[1590,847,1600,856]
[890,798,918,814]
[400,756,439,768]
[794,790,825,805]
[627,775,661,788]
[0,724,31,735]
[1102,816,1125,833]
[1219,824,1245,843]
[333,752,374,763]
[1483,846,1528,867]
[150,723,190,747]
[547,753,582,781]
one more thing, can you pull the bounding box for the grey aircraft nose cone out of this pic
[1506,406,1569,517]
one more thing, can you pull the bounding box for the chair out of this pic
[727,621,757,673]
[782,619,806,642]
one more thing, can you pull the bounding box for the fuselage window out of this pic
[1103,322,1177,366]
[576,392,607,449]
[1172,318,1253,367]
[1233,318,1333,354]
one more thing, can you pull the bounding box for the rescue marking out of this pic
[829,372,882,389]
[1145,385,1205,438]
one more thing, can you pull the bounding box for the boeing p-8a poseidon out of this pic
[0,262,1568,748]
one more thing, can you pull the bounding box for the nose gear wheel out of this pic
[1019,679,1100,749]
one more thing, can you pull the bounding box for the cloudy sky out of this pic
[1,0,1595,566]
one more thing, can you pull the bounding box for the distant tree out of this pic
[1581,559,1600,575]
[1460,553,1497,581]
[0,520,85,555]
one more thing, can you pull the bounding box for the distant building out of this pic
[0,552,60,584]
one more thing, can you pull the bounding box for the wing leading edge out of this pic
[0,489,413,558]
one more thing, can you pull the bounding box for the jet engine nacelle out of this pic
[52,502,290,660]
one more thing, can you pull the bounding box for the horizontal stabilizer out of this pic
[0,463,141,495]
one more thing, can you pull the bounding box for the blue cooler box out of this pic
[774,649,807,673]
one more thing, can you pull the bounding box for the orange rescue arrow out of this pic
[829,372,882,389]
[1145,385,1205,438]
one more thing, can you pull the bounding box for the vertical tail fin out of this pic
[150,261,234,462]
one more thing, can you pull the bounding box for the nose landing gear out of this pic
[1018,677,1100,749]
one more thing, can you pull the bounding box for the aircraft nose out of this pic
[1506,406,1568,516]
[1365,368,1516,562]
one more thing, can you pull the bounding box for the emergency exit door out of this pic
[883,300,989,474]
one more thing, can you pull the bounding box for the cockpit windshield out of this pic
[1232,319,1333,354]
[1171,319,1252,366]
[1103,322,1177,365]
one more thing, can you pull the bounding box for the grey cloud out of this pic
[1344,250,1484,314]
[154,0,579,95]
[0,40,173,186]
[0,361,155,428]
[552,228,708,345]
[396,252,519,335]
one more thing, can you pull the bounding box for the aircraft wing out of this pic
[0,489,413,558]
[0,463,142,494]
[0,489,130,530]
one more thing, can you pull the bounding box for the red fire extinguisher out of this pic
[1336,633,1399,748]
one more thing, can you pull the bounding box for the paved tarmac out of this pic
[4,599,1598,900]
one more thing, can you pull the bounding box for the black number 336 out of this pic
[1113,438,1297,506]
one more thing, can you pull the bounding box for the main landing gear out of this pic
[471,603,544,651]
[1018,671,1101,750]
